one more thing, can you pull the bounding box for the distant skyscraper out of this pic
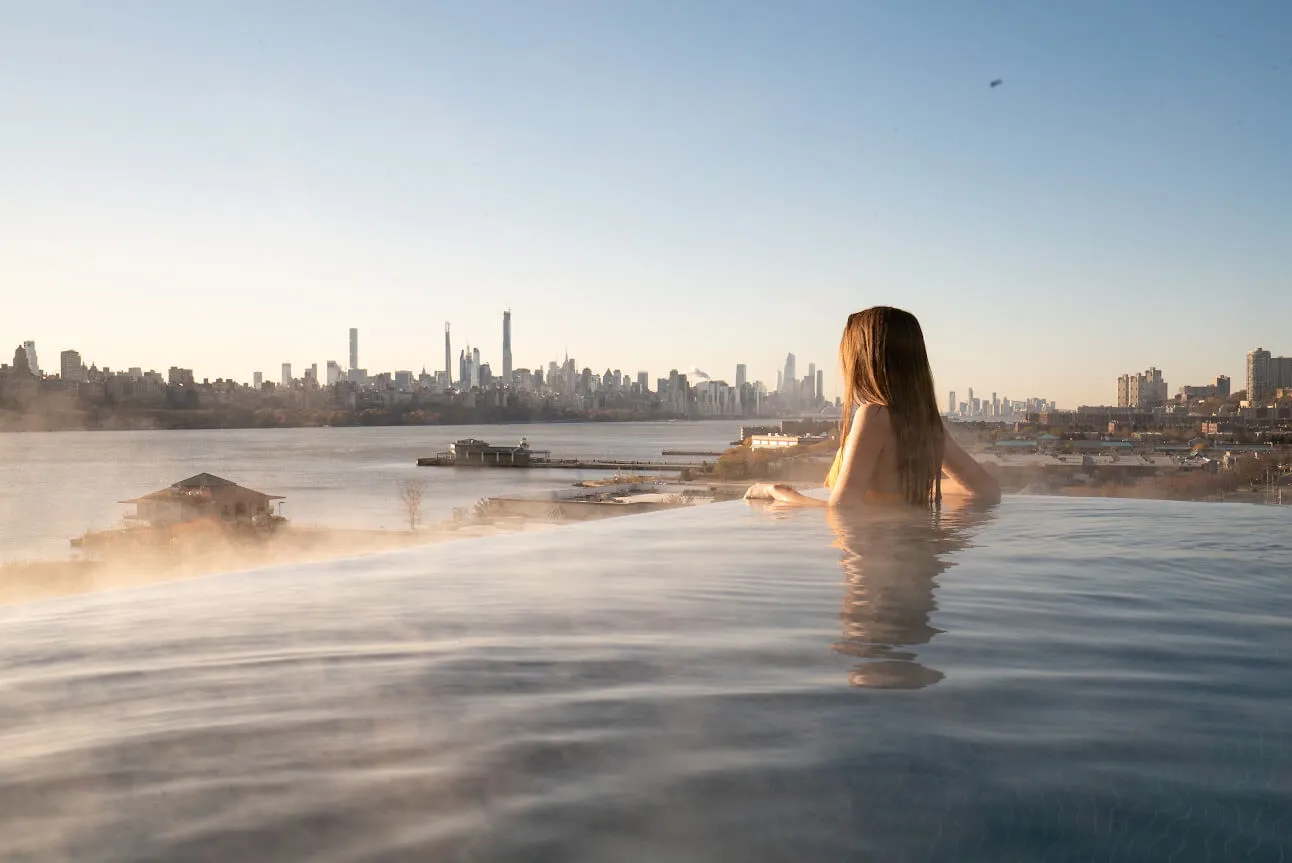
[816,369,824,405]
[1248,348,1272,402]
[59,349,83,383]
[967,388,975,415]
[807,363,816,402]
[948,391,956,415]
[281,363,292,386]
[735,364,747,389]
[637,371,650,393]
[776,370,783,392]
[444,322,452,387]
[502,309,513,385]
[253,371,263,388]
[21,341,39,376]
[472,347,481,389]
[349,328,358,372]
[326,361,342,385]
[782,353,796,393]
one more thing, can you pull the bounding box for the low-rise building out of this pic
[121,473,284,528]
[750,433,803,450]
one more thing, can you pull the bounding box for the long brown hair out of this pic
[839,306,945,505]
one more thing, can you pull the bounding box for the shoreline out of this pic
[0,480,745,607]
[0,416,753,436]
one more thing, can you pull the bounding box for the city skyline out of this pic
[7,318,1283,413]
[3,3,1290,405]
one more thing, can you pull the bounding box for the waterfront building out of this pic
[168,367,194,386]
[750,433,802,450]
[253,371,263,388]
[637,371,650,394]
[735,364,747,390]
[281,363,292,386]
[694,380,741,417]
[326,361,343,386]
[21,341,39,376]
[502,310,513,385]
[60,349,83,383]
[444,322,453,387]
[121,473,284,528]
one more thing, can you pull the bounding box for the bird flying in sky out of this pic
[990,79,1003,88]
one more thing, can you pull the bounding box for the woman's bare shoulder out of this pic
[853,402,892,432]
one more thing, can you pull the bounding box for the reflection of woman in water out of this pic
[828,500,995,689]
[745,306,1000,507]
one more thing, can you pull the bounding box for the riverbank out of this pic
[0,477,750,606]
[0,409,735,434]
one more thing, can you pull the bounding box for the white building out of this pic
[751,433,802,450]
[21,341,39,375]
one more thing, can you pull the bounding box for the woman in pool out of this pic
[745,306,1001,507]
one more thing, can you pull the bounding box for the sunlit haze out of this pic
[3,0,1290,406]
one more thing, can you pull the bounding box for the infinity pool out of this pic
[0,496,1288,861]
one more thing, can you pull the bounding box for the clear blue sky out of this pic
[3,0,1289,406]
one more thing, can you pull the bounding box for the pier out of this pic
[416,437,707,472]
[417,455,698,472]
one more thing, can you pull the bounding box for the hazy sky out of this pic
[3,1,1290,406]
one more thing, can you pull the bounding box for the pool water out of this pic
[0,496,1288,861]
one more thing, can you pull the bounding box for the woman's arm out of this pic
[744,404,886,508]
[940,425,1002,503]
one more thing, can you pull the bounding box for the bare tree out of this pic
[397,479,427,531]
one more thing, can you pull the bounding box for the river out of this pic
[0,421,744,563]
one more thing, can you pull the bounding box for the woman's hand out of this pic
[745,482,828,509]
[744,482,784,501]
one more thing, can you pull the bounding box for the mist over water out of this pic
[0,421,739,564]
[0,497,1288,861]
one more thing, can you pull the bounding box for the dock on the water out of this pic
[415,437,705,472]
[662,449,724,456]
[417,455,698,472]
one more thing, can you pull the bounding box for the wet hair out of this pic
[839,306,945,505]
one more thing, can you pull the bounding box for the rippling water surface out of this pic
[1,496,1289,861]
